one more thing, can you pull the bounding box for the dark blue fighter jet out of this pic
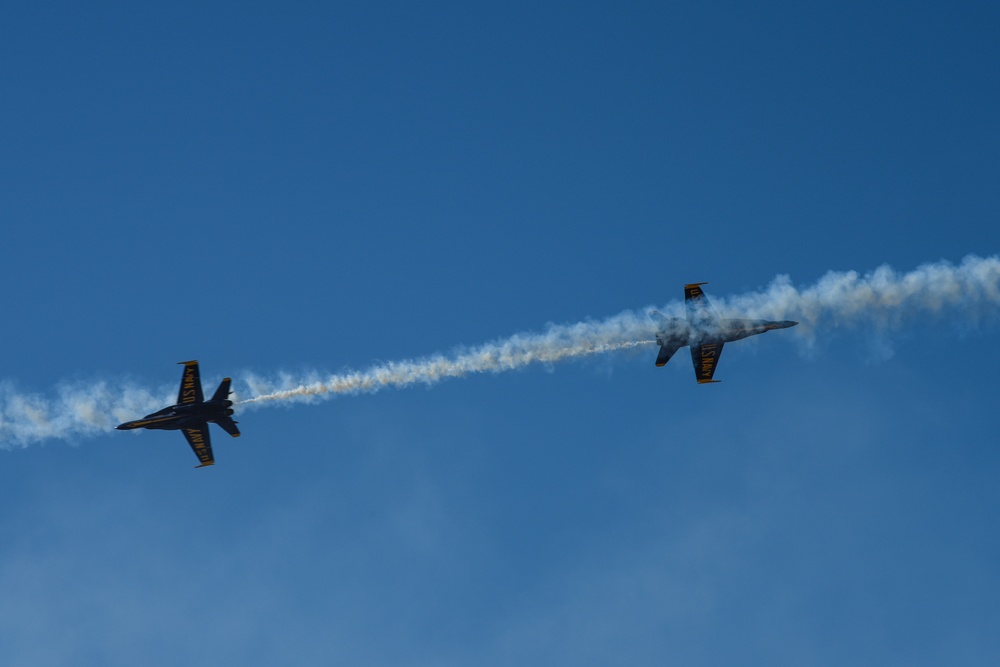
[651,283,798,383]
[116,361,240,467]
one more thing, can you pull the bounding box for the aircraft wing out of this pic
[182,424,215,468]
[685,283,719,329]
[690,342,724,383]
[177,360,204,405]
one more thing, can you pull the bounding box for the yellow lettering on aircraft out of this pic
[181,367,198,402]
[699,345,718,377]
[185,429,211,461]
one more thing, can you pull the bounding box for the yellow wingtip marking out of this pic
[685,282,708,288]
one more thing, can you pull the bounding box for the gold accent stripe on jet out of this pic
[128,417,177,427]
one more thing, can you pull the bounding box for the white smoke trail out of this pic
[239,338,654,406]
[237,254,1000,406]
[716,253,1000,334]
[0,254,997,447]
[0,380,173,449]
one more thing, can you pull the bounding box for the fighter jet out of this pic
[651,283,797,383]
[116,361,240,467]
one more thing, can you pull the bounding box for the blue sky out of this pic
[2,1,999,664]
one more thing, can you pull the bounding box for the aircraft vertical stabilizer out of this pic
[211,378,232,403]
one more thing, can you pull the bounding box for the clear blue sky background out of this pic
[2,2,999,664]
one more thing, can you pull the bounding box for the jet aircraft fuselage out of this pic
[655,317,798,347]
[116,399,236,432]
[116,361,240,467]
[651,283,797,382]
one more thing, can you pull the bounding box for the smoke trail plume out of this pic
[0,255,997,447]
[717,253,1000,335]
[0,380,173,448]
[239,338,653,406]
[238,254,1000,406]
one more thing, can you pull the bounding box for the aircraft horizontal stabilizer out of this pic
[656,344,679,367]
[215,416,241,438]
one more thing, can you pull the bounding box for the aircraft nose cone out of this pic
[782,321,799,328]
